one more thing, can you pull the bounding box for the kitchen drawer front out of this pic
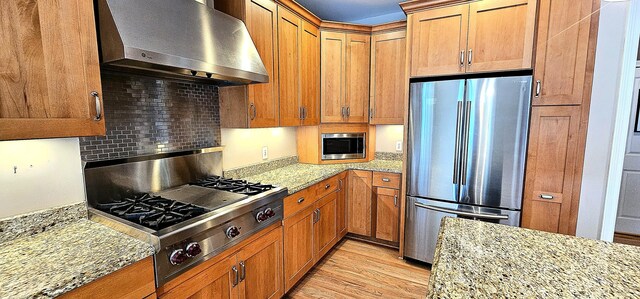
[284,187,315,218]
[315,175,340,199]
[372,172,401,189]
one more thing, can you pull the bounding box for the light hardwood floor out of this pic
[285,239,430,298]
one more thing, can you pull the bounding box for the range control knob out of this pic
[185,242,202,257]
[256,211,267,223]
[169,249,187,265]
[264,208,275,218]
[226,226,241,239]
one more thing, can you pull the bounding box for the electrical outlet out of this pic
[396,141,403,152]
[262,146,268,160]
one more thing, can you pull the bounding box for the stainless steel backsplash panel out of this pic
[84,148,223,205]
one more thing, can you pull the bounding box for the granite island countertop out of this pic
[428,218,640,298]
[0,219,156,299]
[240,160,402,194]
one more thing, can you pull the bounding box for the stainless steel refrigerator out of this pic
[404,75,532,263]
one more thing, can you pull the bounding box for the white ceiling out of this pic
[295,0,406,25]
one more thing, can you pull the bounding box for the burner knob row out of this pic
[256,208,276,223]
[226,226,241,239]
[169,242,202,265]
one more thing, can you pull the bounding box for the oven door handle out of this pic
[414,203,509,220]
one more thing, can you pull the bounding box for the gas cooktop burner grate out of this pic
[192,176,275,196]
[96,193,209,230]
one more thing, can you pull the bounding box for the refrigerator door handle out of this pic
[460,101,472,186]
[453,101,464,184]
[414,202,509,220]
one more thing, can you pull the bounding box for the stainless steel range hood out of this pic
[97,0,268,84]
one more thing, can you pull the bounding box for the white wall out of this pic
[576,1,634,240]
[221,128,297,170]
[0,138,86,219]
[375,125,404,153]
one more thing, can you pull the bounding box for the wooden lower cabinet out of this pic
[336,172,348,238]
[375,187,400,243]
[59,257,155,299]
[283,205,315,292]
[522,106,582,234]
[348,170,373,236]
[314,191,338,258]
[160,226,283,299]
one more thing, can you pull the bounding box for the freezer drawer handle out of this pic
[414,203,509,220]
[539,194,554,200]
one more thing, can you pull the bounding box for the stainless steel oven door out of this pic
[321,133,366,160]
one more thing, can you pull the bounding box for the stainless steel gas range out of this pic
[83,148,286,286]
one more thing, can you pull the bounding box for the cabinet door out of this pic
[283,205,315,292]
[314,191,338,259]
[375,187,400,243]
[345,33,371,123]
[466,0,536,73]
[320,31,347,123]
[370,30,407,125]
[409,5,469,77]
[336,174,348,238]
[161,255,238,299]
[300,21,320,126]
[237,227,283,299]
[246,0,279,127]
[348,170,373,236]
[522,106,581,234]
[533,0,596,105]
[277,7,301,127]
[0,0,105,140]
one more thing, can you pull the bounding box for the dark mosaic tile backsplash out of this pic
[79,72,221,161]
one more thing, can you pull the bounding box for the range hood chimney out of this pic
[97,0,268,84]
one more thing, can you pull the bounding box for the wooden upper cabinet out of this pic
[467,0,536,72]
[0,0,105,140]
[522,106,581,234]
[320,31,347,123]
[409,5,469,77]
[345,33,371,123]
[348,170,373,236]
[237,226,283,299]
[370,30,407,125]
[216,0,279,128]
[300,21,320,126]
[278,7,302,127]
[533,0,596,105]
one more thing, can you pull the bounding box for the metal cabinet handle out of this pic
[415,203,509,220]
[341,107,345,118]
[338,179,343,191]
[303,107,307,120]
[535,80,542,97]
[299,107,304,120]
[232,265,239,287]
[347,107,351,117]
[297,197,305,204]
[91,91,101,121]
[394,195,398,207]
[370,108,375,120]
[325,184,331,189]
[540,194,554,200]
[249,103,256,120]
[239,261,246,281]
[468,49,473,65]
[317,209,321,221]
[382,178,391,182]
[460,50,465,67]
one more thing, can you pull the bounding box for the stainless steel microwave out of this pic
[321,133,366,160]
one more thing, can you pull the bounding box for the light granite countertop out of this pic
[428,218,640,298]
[0,219,155,299]
[241,160,402,194]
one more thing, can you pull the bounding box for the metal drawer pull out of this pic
[415,203,509,220]
[91,91,101,121]
[540,194,554,200]
[325,184,331,189]
[239,261,246,281]
[394,195,398,207]
[232,266,238,287]
[297,197,305,204]
[382,178,391,182]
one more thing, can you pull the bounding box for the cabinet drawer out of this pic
[316,175,340,199]
[284,187,315,218]
[372,172,401,189]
